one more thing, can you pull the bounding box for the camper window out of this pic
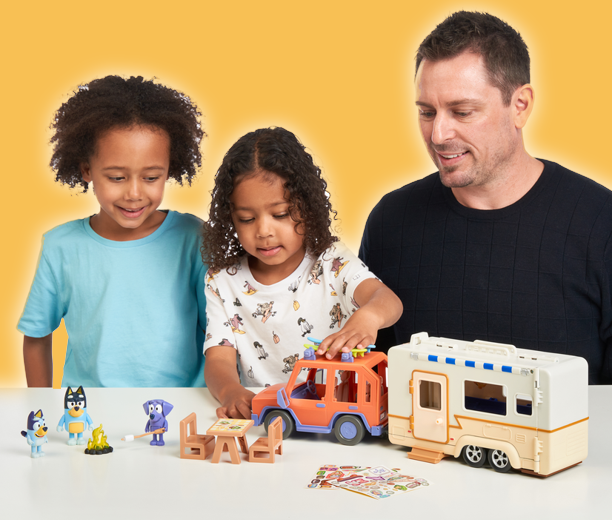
[515,393,533,416]
[419,380,442,411]
[464,380,507,416]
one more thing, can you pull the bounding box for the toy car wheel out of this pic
[264,410,295,440]
[462,445,487,468]
[333,415,365,446]
[488,449,512,473]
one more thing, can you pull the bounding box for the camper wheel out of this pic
[462,445,487,468]
[488,449,511,473]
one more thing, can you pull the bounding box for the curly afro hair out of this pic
[50,75,205,191]
[202,127,338,270]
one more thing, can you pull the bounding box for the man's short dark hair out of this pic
[416,11,530,106]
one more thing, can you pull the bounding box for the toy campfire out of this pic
[84,424,113,455]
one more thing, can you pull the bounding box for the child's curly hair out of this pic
[202,127,338,270]
[50,75,204,192]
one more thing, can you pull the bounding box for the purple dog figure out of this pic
[143,399,173,446]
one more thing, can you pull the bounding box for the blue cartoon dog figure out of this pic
[21,409,49,458]
[57,386,94,445]
[144,399,173,446]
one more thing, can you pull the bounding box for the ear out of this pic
[81,162,92,183]
[35,410,43,418]
[512,84,534,130]
[162,401,174,416]
[143,401,150,414]
[67,387,73,396]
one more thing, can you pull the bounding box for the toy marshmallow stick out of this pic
[122,428,166,442]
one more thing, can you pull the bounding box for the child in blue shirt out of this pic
[18,76,207,387]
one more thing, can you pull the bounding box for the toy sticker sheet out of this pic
[308,465,371,489]
[308,465,430,499]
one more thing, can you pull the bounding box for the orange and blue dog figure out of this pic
[21,409,49,458]
[57,386,94,445]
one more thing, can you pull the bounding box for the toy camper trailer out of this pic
[388,332,588,476]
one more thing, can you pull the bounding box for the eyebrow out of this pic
[101,166,167,172]
[416,98,485,108]
[231,201,288,211]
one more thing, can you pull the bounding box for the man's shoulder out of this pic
[379,172,439,201]
[542,160,612,205]
[367,172,440,220]
[544,159,609,189]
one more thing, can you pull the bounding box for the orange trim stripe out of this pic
[390,414,589,433]
[448,415,588,433]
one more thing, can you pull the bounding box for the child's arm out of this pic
[317,278,402,359]
[23,334,53,387]
[205,346,255,420]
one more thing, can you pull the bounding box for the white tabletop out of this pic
[2,386,610,519]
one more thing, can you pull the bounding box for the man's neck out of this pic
[451,154,544,210]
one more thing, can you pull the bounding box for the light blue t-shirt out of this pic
[18,211,207,387]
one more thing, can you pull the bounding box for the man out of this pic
[360,11,612,384]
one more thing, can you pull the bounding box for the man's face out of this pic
[415,51,520,189]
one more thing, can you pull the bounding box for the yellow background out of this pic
[2,0,610,387]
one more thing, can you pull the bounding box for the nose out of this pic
[431,113,455,145]
[256,216,274,238]
[126,178,142,200]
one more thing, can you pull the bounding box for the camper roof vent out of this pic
[410,332,429,346]
[469,340,517,357]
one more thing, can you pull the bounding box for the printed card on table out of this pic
[208,419,252,433]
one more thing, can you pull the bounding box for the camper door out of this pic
[412,371,449,443]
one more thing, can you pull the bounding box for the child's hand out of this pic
[316,278,403,359]
[316,307,379,359]
[216,387,256,419]
[205,346,256,419]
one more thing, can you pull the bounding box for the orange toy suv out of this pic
[250,348,389,445]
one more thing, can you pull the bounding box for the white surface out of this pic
[2,386,610,519]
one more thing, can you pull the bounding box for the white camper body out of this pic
[388,332,588,476]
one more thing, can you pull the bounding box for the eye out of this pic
[77,401,84,407]
[145,176,161,182]
[67,402,75,408]
[455,111,472,117]
[109,176,125,182]
[149,404,155,413]
[274,213,288,219]
[155,405,163,413]
[238,218,254,224]
[419,110,435,119]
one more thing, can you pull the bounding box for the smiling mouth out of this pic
[437,151,468,160]
[118,206,146,218]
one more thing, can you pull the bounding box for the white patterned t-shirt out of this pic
[203,242,378,386]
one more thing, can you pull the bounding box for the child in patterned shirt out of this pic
[202,127,402,419]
